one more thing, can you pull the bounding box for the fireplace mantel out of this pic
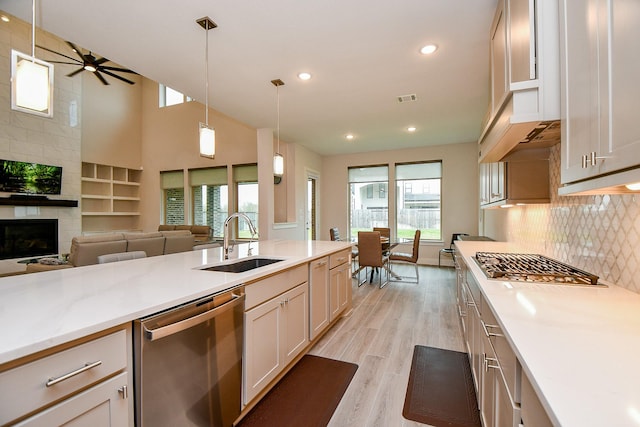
[0,197,78,207]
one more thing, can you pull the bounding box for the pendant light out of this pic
[271,79,285,182]
[11,0,54,117]
[196,17,217,158]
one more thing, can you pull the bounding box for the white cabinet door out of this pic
[561,0,640,185]
[16,372,129,427]
[244,282,309,405]
[244,296,283,404]
[329,262,350,321]
[309,257,329,340]
[508,0,536,83]
[283,284,309,365]
[491,0,509,114]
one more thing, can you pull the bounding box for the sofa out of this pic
[26,230,195,272]
[158,224,212,242]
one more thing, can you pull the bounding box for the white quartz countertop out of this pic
[455,241,640,427]
[0,239,352,365]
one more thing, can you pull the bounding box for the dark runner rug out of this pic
[403,345,481,427]
[237,354,358,427]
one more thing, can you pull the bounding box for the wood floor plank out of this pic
[312,265,462,426]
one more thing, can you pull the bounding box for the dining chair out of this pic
[357,231,390,288]
[389,229,421,282]
[330,227,359,274]
[373,227,391,255]
[438,233,469,267]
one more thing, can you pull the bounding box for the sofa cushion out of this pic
[69,233,127,267]
[164,233,195,254]
[158,224,176,231]
[190,225,211,240]
[124,232,165,257]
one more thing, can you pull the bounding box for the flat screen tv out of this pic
[0,159,62,195]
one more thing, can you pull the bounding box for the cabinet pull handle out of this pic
[315,261,327,268]
[118,385,128,399]
[458,306,466,317]
[337,257,346,262]
[46,360,102,387]
[481,320,504,337]
[583,151,612,168]
[483,354,500,372]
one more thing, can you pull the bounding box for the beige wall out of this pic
[321,142,479,265]
[138,77,258,232]
[483,144,640,294]
[81,71,142,168]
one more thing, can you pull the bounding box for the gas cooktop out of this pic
[474,252,601,286]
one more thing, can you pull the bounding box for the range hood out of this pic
[478,90,561,163]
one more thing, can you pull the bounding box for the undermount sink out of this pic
[202,257,284,273]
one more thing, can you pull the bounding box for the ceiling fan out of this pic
[36,41,137,85]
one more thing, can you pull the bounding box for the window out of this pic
[161,170,185,224]
[395,161,442,241]
[233,165,258,238]
[190,167,228,238]
[159,84,193,108]
[348,165,389,240]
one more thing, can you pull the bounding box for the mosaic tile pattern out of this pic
[499,145,640,293]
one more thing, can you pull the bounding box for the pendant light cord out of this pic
[276,84,280,153]
[204,20,209,127]
[31,0,36,59]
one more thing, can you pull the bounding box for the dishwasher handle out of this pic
[143,292,244,341]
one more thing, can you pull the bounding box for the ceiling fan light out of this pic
[199,123,215,158]
[84,64,97,72]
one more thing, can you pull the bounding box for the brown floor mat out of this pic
[403,345,481,427]
[237,354,358,427]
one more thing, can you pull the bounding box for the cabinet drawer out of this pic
[0,329,127,425]
[329,249,351,269]
[245,264,308,310]
[481,298,521,404]
[521,372,553,427]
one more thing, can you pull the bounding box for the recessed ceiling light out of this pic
[407,126,417,132]
[1,15,10,23]
[345,134,354,140]
[420,44,438,55]
[298,72,312,81]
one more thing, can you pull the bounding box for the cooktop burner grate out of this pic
[474,252,600,285]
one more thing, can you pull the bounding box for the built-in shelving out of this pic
[81,162,142,232]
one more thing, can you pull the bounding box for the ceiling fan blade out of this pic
[94,71,110,85]
[100,69,135,85]
[100,66,138,74]
[67,67,85,78]
[47,60,80,65]
[65,41,86,62]
[36,44,82,64]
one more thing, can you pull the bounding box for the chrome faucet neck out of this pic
[223,213,258,260]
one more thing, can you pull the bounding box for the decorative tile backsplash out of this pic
[488,144,640,294]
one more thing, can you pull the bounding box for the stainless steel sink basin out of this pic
[202,257,283,273]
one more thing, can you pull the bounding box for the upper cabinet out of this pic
[479,0,561,163]
[559,0,640,194]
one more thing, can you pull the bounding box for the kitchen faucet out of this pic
[223,212,258,259]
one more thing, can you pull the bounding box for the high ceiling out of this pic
[1,0,497,156]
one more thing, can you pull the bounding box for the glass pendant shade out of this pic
[273,152,284,177]
[11,51,53,117]
[199,123,215,158]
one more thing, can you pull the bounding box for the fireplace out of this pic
[0,219,58,260]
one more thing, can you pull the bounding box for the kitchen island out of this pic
[455,240,640,427]
[0,239,352,425]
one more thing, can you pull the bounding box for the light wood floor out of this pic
[308,264,465,427]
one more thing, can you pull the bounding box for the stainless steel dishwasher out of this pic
[134,286,245,426]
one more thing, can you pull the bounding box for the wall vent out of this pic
[397,94,417,103]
